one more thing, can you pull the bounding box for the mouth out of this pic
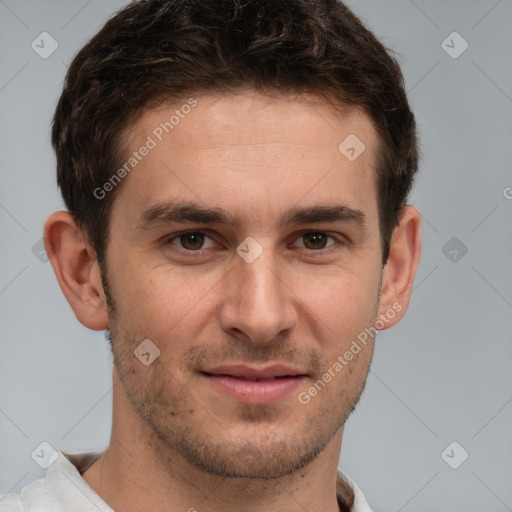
[200,364,308,404]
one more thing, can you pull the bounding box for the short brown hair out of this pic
[52,0,419,266]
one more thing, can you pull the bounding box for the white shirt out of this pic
[0,451,373,511]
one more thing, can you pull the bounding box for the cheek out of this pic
[109,256,222,342]
[292,263,381,342]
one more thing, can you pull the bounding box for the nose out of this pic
[219,247,298,344]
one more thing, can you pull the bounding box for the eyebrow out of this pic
[137,201,366,230]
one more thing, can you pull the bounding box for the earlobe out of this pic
[377,205,421,329]
[44,211,109,331]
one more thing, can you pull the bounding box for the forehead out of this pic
[129,90,376,152]
[114,90,379,228]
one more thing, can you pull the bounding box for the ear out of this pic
[377,205,421,329]
[44,211,109,331]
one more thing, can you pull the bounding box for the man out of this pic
[1,0,421,510]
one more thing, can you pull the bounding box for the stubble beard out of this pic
[104,279,375,480]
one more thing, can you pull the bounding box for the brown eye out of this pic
[179,232,205,250]
[168,231,215,251]
[302,232,329,250]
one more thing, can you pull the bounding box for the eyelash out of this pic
[163,230,346,257]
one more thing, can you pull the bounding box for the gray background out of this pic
[1,1,511,510]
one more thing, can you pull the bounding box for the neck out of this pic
[82,370,352,512]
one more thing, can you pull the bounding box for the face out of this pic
[104,90,383,479]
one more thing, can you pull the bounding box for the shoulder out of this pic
[0,450,104,512]
[0,493,24,511]
[0,476,51,511]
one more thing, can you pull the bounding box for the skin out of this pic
[44,90,421,512]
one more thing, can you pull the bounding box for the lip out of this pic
[201,364,308,404]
